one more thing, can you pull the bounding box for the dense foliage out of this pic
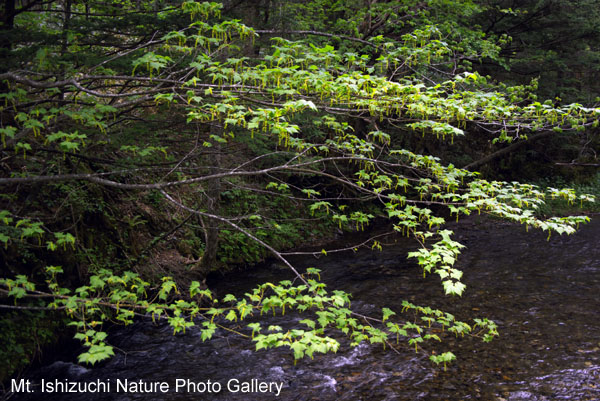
[478,0,600,104]
[0,0,597,380]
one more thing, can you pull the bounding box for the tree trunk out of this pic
[0,0,15,71]
[197,139,222,275]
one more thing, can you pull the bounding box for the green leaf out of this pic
[290,341,305,360]
[225,310,237,321]
[381,307,396,322]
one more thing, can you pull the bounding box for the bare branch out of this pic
[160,190,308,285]
[280,231,395,256]
[463,131,553,171]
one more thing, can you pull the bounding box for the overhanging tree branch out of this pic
[462,131,554,171]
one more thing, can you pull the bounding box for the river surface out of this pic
[9,216,600,400]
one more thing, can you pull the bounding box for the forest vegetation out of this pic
[1,0,599,382]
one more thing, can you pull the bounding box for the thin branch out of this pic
[554,162,600,167]
[254,29,379,49]
[0,303,65,311]
[160,190,308,285]
[280,231,395,256]
[462,131,554,171]
[0,155,393,188]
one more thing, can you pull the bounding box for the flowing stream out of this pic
[10,216,600,400]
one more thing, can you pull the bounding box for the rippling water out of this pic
[9,216,600,400]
